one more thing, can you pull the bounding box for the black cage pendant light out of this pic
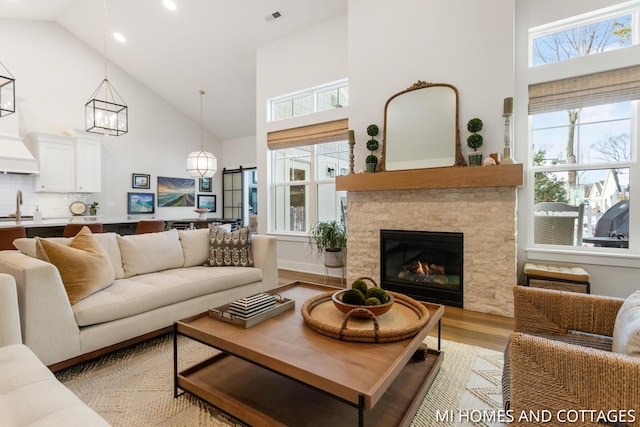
[186,90,217,178]
[85,0,128,136]
[0,60,16,118]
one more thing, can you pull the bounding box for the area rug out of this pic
[56,334,506,426]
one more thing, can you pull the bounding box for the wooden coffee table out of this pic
[173,282,444,427]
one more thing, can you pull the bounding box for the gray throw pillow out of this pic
[207,226,253,267]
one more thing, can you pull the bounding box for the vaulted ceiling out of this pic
[0,0,347,140]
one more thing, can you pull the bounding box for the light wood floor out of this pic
[278,269,514,352]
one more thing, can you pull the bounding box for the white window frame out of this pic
[525,3,640,266]
[270,142,348,236]
[529,2,639,67]
[268,79,349,123]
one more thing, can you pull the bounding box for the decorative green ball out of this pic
[366,139,379,152]
[365,297,381,306]
[342,289,366,305]
[366,154,378,164]
[366,287,389,303]
[366,124,379,137]
[467,118,483,133]
[351,279,368,295]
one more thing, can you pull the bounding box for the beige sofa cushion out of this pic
[72,265,263,326]
[13,233,125,279]
[36,227,116,306]
[612,290,640,356]
[117,229,184,277]
[0,344,110,426]
[179,228,210,267]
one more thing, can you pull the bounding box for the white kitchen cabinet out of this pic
[75,134,102,193]
[27,131,102,193]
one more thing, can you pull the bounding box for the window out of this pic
[269,80,349,122]
[528,8,639,252]
[530,9,634,67]
[268,119,349,233]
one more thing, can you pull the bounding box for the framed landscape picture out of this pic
[199,177,212,192]
[127,192,155,214]
[197,194,216,212]
[132,173,150,189]
[157,176,195,207]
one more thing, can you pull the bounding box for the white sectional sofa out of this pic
[0,227,278,370]
[0,273,110,426]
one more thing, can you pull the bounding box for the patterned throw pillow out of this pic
[207,226,253,267]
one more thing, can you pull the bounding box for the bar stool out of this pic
[0,226,27,250]
[135,220,166,234]
[63,223,104,238]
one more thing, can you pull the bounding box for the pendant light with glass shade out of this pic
[187,90,217,178]
[85,0,128,136]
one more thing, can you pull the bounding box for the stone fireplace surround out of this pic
[337,164,523,317]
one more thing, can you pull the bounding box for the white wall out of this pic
[256,14,349,276]
[222,135,256,170]
[348,0,515,169]
[0,18,223,220]
[514,0,640,298]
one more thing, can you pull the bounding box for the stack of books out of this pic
[228,293,277,319]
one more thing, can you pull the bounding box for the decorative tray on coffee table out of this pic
[209,294,294,328]
[301,290,430,343]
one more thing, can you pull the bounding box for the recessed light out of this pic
[113,32,126,43]
[163,0,177,11]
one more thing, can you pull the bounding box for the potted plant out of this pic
[366,124,379,173]
[308,220,347,267]
[466,118,484,166]
[88,202,99,216]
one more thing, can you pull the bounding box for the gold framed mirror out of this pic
[380,81,465,171]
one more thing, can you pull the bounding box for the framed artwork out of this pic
[127,192,155,214]
[199,177,212,192]
[132,173,150,189]
[197,194,216,212]
[157,176,195,207]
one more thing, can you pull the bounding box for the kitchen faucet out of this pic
[16,190,22,223]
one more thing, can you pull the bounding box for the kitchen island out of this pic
[0,216,241,237]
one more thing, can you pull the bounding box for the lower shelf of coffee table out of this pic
[178,348,443,427]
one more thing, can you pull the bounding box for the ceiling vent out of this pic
[265,11,282,22]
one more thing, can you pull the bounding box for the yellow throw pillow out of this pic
[36,226,115,305]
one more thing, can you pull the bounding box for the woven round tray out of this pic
[301,290,430,343]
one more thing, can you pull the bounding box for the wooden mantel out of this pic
[336,163,523,192]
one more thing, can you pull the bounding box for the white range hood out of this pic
[0,110,39,174]
[0,134,39,174]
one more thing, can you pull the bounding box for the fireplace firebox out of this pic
[380,230,463,307]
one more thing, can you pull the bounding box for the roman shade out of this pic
[529,65,640,114]
[267,118,349,150]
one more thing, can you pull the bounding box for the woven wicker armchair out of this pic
[504,286,640,426]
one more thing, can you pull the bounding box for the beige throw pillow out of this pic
[207,226,253,267]
[612,290,640,356]
[36,226,115,305]
[117,229,184,277]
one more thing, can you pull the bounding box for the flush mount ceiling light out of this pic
[163,0,177,11]
[85,0,128,136]
[186,90,217,178]
[0,60,16,118]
